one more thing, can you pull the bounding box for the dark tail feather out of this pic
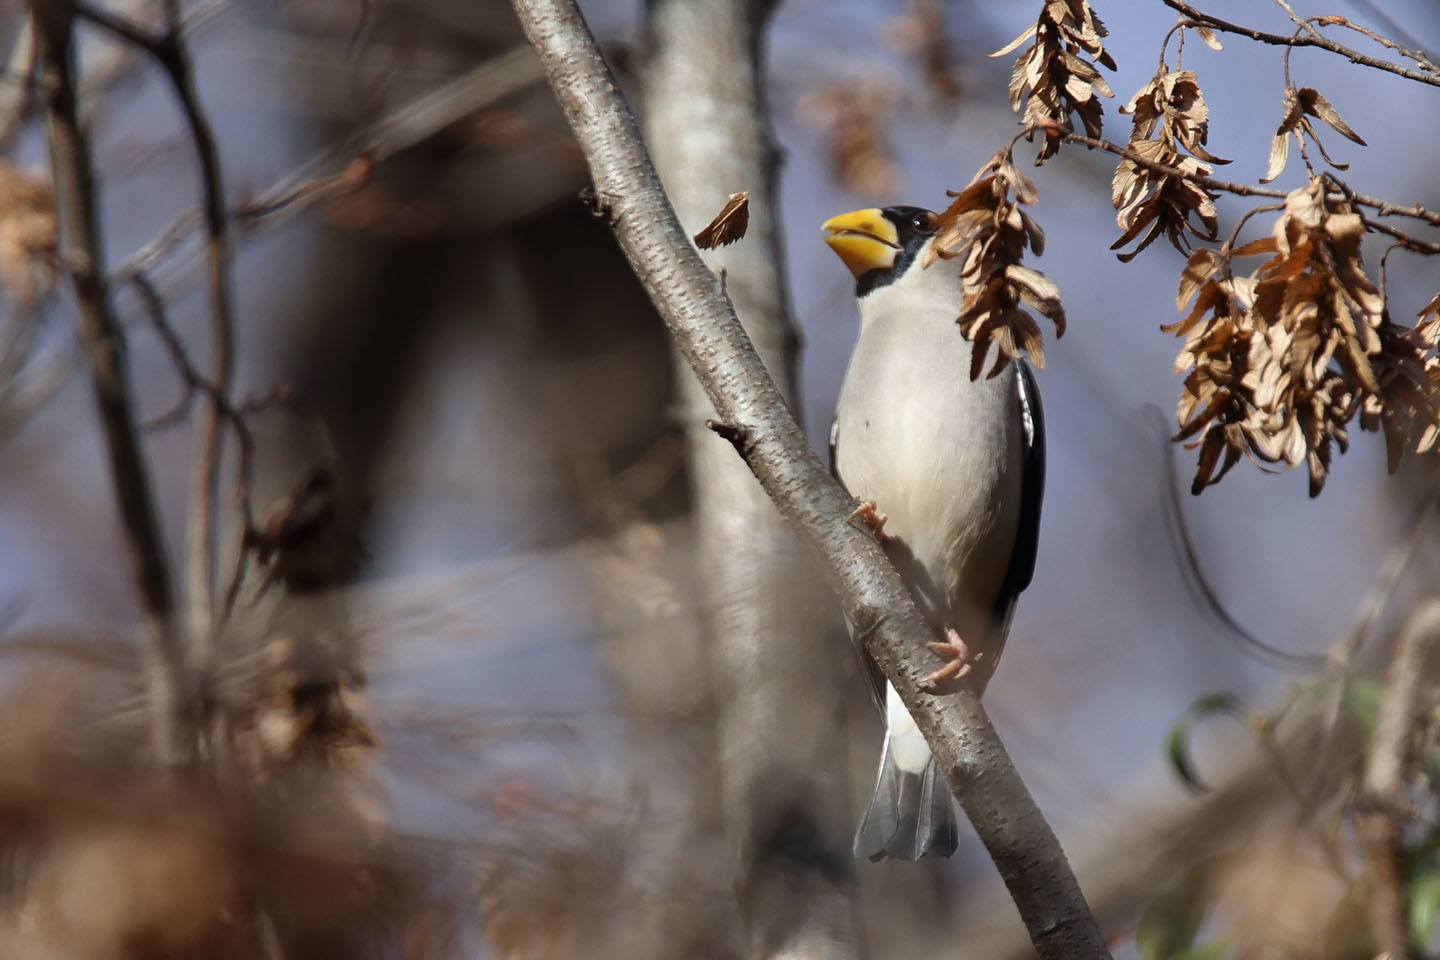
[853,738,957,861]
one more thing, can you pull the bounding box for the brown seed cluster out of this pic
[1171,179,1437,496]
[927,149,1065,379]
[1363,290,1440,473]
[995,0,1116,162]
[0,161,58,310]
[1112,70,1225,261]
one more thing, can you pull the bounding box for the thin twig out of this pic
[1273,0,1327,45]
[1359,214,1440,254]
[122,272,260,623]
[1324,12,1438,73]
[1357,597,1440,960]
[510,0,1109,956]
[1159,0,1440,88]
[27,0,192,767]
[1064,132,1440,231]
[78,0,238,663]
[1339,0,1438,71]
[0,15,36,151]
[106,45,537,305]
[1153,408,1326,671]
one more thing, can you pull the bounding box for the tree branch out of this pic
[509,0,1109,955]
[106,44,536,311]
[641,1,862,954]
[0,14,36,151]
[1356,597,1440,960]
[1160,0,1440,88]
[77,0,238,659]
[1064,132,1440,231]
[27,0,192,767]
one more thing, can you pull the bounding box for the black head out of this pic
[821,205,938,297]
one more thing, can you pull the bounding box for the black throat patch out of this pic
[855,205,937,298]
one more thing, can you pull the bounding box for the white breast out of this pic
[833,252,1024,645]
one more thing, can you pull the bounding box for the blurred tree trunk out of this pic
[641,3,866,957]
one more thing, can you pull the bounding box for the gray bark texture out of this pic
[509,1,1111,957]
[640,2,865,957]
[29,0,193,768]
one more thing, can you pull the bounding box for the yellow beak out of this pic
[822,208,900,278]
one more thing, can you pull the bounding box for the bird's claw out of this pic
[920,629,972,690]
[846,500,888,540]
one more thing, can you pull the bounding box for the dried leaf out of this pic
[990,23,1038,58]
[1195,26,1223,51]
[1165,179,1419,495]
[1111,70,1225,258]
[1001,0,1116,163]
[1421,291,1440,320]
[1296,88,1367,145]
[930,148,1064,377]
[692,192,750,250]
[1262,128,1295,183]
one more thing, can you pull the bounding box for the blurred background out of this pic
[1,0,1438,957]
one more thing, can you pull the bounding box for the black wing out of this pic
[994,360,1046,626]
[828,417,840,480]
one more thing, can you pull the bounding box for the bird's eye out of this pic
[912,214,935,234]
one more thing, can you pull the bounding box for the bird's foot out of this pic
[846,500,888,540]
[921,629,972,690]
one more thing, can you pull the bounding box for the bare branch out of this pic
[509,0,1109,956]
[26,0,192,767]
[1357,598,1440,960]
[78,0,238,663]
[0,15,36,152]
[107,45,536,306]
[1154,409,1327,671]
[121,272,264,623]
[1336,0,1439,71]
[1065,132,1440,232]
[1160,0,1440,88]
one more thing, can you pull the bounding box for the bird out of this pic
[822,205,1046,861]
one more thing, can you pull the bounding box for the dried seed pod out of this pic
[929,149,1064,378]
[1171,179,1435,496]
[994,0,1116,163]
[692,192,749,250]
[1111,69,1227,261]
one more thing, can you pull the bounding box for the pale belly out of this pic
[833,316,1023,647]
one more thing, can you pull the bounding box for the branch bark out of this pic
[166,9,236,658]
[27,0,192,767]
[1160,0,1440,88]
[0,14,36,151]
[640,1,863,956]
[1062,133,1440,235]
[509,1,1109,956]
[77,0,238,659]
[1356,597,1440,960]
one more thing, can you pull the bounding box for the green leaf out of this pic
[1409,860,1440,949]
[1340,677,1382,738]
[1136,857,1230,960]
[1166,692,1248,793]
[1173,938,1230,960]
